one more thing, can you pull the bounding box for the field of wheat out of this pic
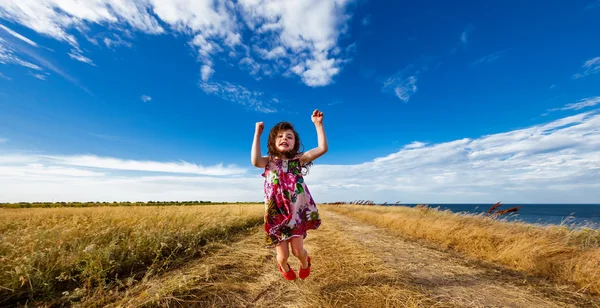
[325,204,600,295]
[0,203,264,306]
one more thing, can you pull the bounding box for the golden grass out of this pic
[324,204,600,296]
[4,202,598,307]
[100,208,441,308]
[0,204,264,305]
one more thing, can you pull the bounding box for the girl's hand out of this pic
[255,122,264,135]
[311,109,324,124]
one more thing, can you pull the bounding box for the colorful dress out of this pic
[262,156,321,246]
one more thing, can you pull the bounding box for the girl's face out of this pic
[275,129,296,153]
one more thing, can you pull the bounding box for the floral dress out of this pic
[262,156,321,246]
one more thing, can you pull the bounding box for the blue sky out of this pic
[1,0,599,203]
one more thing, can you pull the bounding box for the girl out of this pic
[251,109,328,280]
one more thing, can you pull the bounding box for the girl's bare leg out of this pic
[290,237,309,269]
[275,240,291,271]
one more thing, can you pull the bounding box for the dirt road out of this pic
[108,207,600,307]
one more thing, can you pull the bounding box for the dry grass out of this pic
[4,202,598,307]
[101,208,441,308]
[0,204,264,306]
[324,204,600,296]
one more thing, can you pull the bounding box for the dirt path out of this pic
[106,208,600,308]
[322,210,599,308]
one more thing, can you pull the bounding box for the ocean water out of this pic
[390,204,600,228]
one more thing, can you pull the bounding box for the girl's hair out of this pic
[267,121,312,175]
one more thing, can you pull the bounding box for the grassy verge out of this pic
[0,203,264,305]
[324,204,600,295]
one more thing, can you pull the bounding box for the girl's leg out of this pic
[275,240,291,272]
[290,237,309,269]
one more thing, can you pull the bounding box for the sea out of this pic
[382,203,600,229]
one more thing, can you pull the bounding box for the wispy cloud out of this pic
[460,24,473,45]
[2,109,600,203]
[0,72,11,80]
[0,38,43,70]
[29,72,47,80]
[199,81,277,113]
[0,34,93,95]
[461,31,469,45]
[547,96,600,113]
[305,111,600,203]
[384,75,417,102]
[328,99,343,106]
[200,65,214,82]
[382,66,420,102]
[450,24,473,54]
[0,24,38,47]
[102,34,133,49]
[573,56,600,79]
[44,154,247,176]
[0,138,7,143]
[0,0,355,88]
[68,49,95,66]
[140,95,152,102]
[471,49,509,66]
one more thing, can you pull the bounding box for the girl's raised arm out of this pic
[251,121,269,168]
[300,110,328,165]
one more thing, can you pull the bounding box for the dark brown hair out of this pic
[267,121,312,174]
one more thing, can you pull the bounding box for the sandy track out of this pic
[105,208,600,308]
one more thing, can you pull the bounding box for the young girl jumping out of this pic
[251,109,328,280]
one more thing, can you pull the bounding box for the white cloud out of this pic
[2,109,600,203]
[0,0,164,46]
[29,72,47,80]
[383,72,418,102]
[237,0,353,86]
[102,34,133,49]
[0,36,92,94]
[0,38,43,70]
[0,72,11,80]
[200,65,214,82]
[68,49,95,66]
[141,95,152,102]
[0,0,355,88]
[199,81,277,113]
[239,57,261,76]
[41,154,246,176]
[547,96,600,112]
[573,56,600,79]
[403,141,427,149]
[0,23,38,47]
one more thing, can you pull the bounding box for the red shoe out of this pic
[278,263,296,280]
[299,255,311,279]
